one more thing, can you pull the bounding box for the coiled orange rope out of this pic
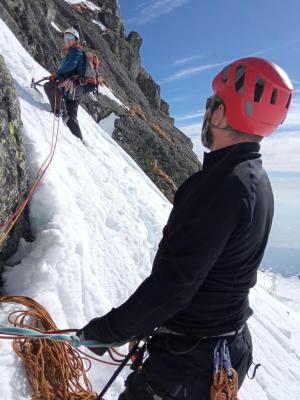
[0,296,97,400]
[210,368,239,400]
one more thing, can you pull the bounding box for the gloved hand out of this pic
[76,326,108,356]
[49,74,57,82]
[76,313,128,357]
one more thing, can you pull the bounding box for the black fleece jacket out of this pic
[85,142,274,342]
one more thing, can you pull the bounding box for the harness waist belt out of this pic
[157,325,244,338]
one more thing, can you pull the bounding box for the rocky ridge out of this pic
[0,55,30,278]
[0,0,200,202]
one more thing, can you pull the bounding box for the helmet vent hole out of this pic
[254,76,265,102]
[222,66,229,84]
[245,101,253,116]
[235,65,245,95]
[286,94,291,109]
[270,89,278,104]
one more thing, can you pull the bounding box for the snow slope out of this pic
[0,18,299,400]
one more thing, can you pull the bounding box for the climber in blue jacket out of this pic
[44,27,85,141]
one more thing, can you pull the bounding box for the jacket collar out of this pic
[203,142,261,170]
[65,43,83,52]
[71,43,82,50]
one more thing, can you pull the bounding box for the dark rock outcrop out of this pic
[96,0,125,37]
[0,0,61,73]
[137,67,161,111]
[0,0,200,202]
[102,29,142,79]
[113,109,197,201]
[160,99,170,117]
[0,55,30,277]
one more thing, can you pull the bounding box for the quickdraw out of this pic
[210,339,239,400]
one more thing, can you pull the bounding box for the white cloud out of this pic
[251,40,300,57]
[179,95,300,171]
[175,110,205,122]
[262,134,300,172]
[277,97,300,130]
[180,122,201,137]
[261,96,300,171]
[180,122,204,160]
[160,61,228,84]
[174,54,205,65]
[163,40,299,85]
[127,0,189,25]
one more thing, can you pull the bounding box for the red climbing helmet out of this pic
[212,57,293,136]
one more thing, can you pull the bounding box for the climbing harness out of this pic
[0,296,147,400]
[59,78,77,100]
[247,362,261,380]
[210,339,239,400]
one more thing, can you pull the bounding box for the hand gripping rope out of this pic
[0,324,107,348]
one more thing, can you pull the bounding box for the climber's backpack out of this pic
[81,51,102,93]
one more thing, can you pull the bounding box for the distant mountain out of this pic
[262,247,300,277]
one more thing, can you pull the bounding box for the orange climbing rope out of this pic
[209,336,239,400]
[0,86,61,246]
[0,296,97,400]
[210,368,239,400]
[0,295,133,400]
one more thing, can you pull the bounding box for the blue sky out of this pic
[120,0,300,159]
[119,0,300,275]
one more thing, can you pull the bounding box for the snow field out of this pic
[0,16,170,399]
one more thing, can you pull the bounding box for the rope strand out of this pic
[0,296,97,400]
[0,85,61,245]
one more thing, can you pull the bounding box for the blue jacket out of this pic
[57,45,85,81]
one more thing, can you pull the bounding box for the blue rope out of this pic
[0,324,106,348]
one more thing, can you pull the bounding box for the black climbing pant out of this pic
[118,325,253,400]
[65,99,82,141]
[44,81,84,141]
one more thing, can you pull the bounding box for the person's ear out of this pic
[211,104,226,126]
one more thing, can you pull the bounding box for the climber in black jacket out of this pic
[77,57,293,400]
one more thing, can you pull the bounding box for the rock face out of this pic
[0,55,30,278]
[96,0,125,37]
[113,112,197,201]
[0,0,200,202]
